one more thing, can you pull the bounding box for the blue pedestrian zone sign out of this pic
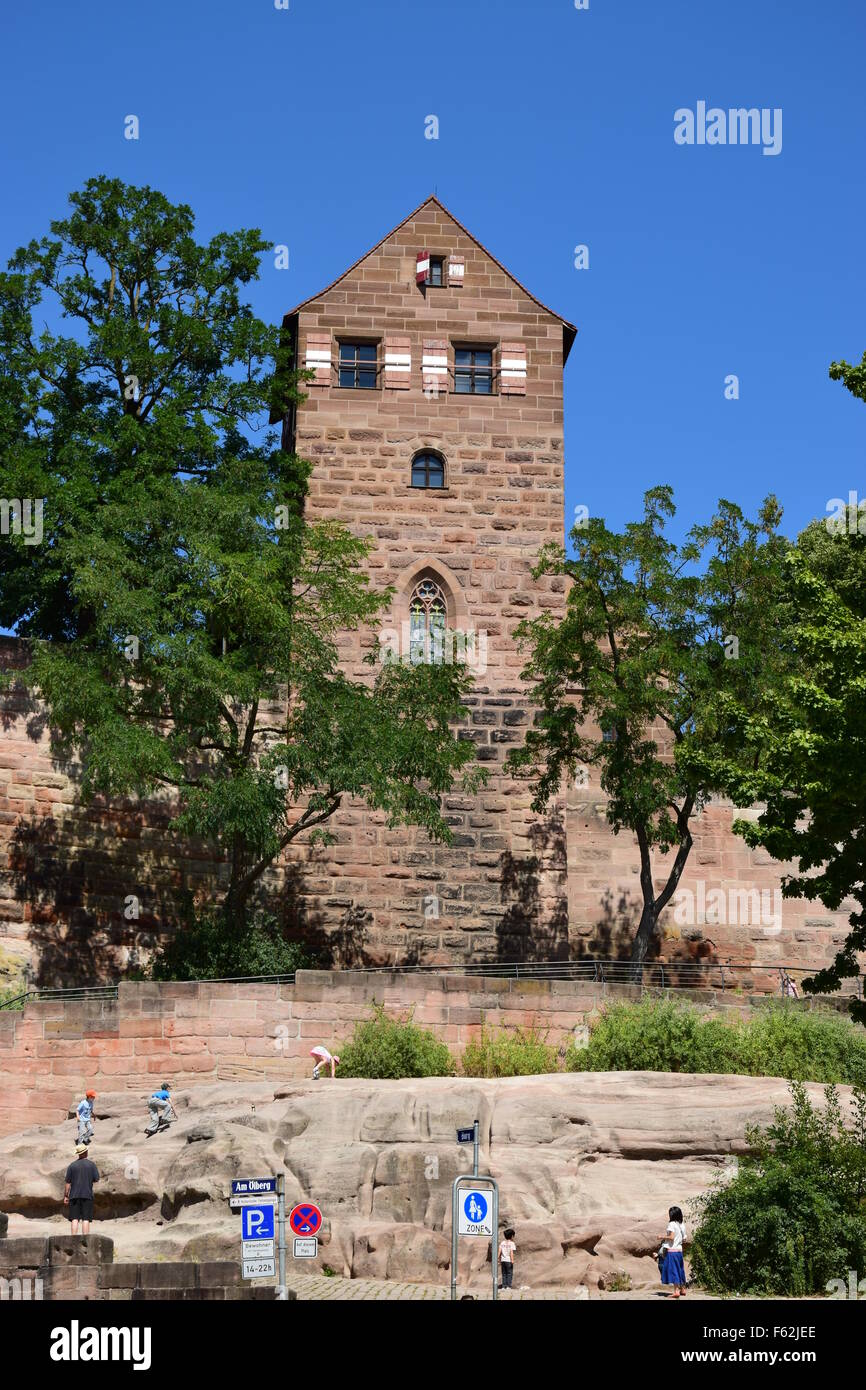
[242,1205,275,1241]
[458,1189,493,1236]
[464,1192,487,1223]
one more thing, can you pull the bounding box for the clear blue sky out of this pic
[1,0,863,543]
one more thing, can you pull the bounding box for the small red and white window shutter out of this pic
[304,333,332,386]
[500,341,527,395]
[416,250,431,285]
[384,335,411,389]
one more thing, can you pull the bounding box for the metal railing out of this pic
[1,960,861,1007]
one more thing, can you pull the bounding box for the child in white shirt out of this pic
[499,1227,517,1290]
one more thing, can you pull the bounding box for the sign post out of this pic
[277,1174,287,1298]
[231,1179,278,1282]
[450,1174,498,1302]
[240,1203,277,1280]
[455,1118,480,1176]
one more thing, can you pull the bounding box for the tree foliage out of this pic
[689,357,866,1018]
[0,178,480,932]
[690,1082,866,1295]
[506,486,788,961]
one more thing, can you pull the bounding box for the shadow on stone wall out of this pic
[7,811,328,986]
[495,816,569,961]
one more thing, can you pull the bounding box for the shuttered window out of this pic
[338,342,378,389]
[454,347,493,395]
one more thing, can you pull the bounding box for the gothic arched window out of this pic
[409,577,447,663]
[411,450,445,489]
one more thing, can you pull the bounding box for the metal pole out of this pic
[277,1173,286,1298]
[473,1119,479,1178]
[450,1175,499,1303]
[450,1178,459,1301]
[491,1180,498,1303]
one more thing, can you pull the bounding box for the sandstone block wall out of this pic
[0,1235,285,1300]
[0,969,834,1139]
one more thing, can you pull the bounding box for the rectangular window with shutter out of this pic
[338,341,378,389]
[454,346,493,395]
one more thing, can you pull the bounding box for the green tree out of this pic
[506,486,788,964]
[690,1082,866,1296]
[0,178,480,936]
[689,356,866,1018]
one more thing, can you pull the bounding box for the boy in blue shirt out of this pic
[76,1090,97,1145]
[145,1082,174,1135]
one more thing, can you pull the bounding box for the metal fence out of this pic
[1,959,861,1008]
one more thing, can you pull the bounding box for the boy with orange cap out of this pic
[76,1090,97,1145]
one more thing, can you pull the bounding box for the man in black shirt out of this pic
[64,1142,100,1235]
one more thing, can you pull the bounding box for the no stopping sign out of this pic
[289,1202,323,1236]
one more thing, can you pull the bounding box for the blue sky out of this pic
[1,0,863,544]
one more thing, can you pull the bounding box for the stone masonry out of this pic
[0,198,855,982]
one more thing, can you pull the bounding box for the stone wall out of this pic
[0,968,835,1139]
[0,643,854,987]
[0,1235,286,1300]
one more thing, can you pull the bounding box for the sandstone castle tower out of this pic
[275,195,575,965]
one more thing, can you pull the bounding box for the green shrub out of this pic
[150,909,317,982]
[461,1022,558,1077]
[337,1004,456,1079]
[690,1083,866,1295]
[564,997,866,1086]
[734,1006,866,1087]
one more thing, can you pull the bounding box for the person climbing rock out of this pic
[310,1046,340,1079]
[75,1089,97,1145]
[64,1142,100,1235]
[145,1082,174,1134]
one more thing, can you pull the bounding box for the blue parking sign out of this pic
[242,1204,275,1241]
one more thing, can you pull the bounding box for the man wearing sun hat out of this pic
[63,1142,100,1236]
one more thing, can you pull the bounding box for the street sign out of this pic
[243,1239,275,1260]
[457,1189,493,1236]
[289,1202,323,1236]
[456,1128,474,1144]
[231,1177,277,1196]
[242,1205,275,1241]
[242,1257,276,1280]
[230,1195,277,1210]
[293,1237,318,1259]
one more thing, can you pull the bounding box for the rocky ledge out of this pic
[0,1071,838,1290]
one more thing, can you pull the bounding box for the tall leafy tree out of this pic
[694,354,866,1019]
[0,178,479,936]
[506,486,788,964]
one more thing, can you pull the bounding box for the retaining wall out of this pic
[0,968,812,1138]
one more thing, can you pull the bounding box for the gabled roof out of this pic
[280,194,577,362]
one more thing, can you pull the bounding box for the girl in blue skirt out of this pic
[660,1205,687,1298]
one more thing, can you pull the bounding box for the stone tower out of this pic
[275,195,577,965]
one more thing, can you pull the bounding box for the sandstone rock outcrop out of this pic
[0,1071,843,1290]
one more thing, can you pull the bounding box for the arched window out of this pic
[409,577,447,663]
[411,450,445,489]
